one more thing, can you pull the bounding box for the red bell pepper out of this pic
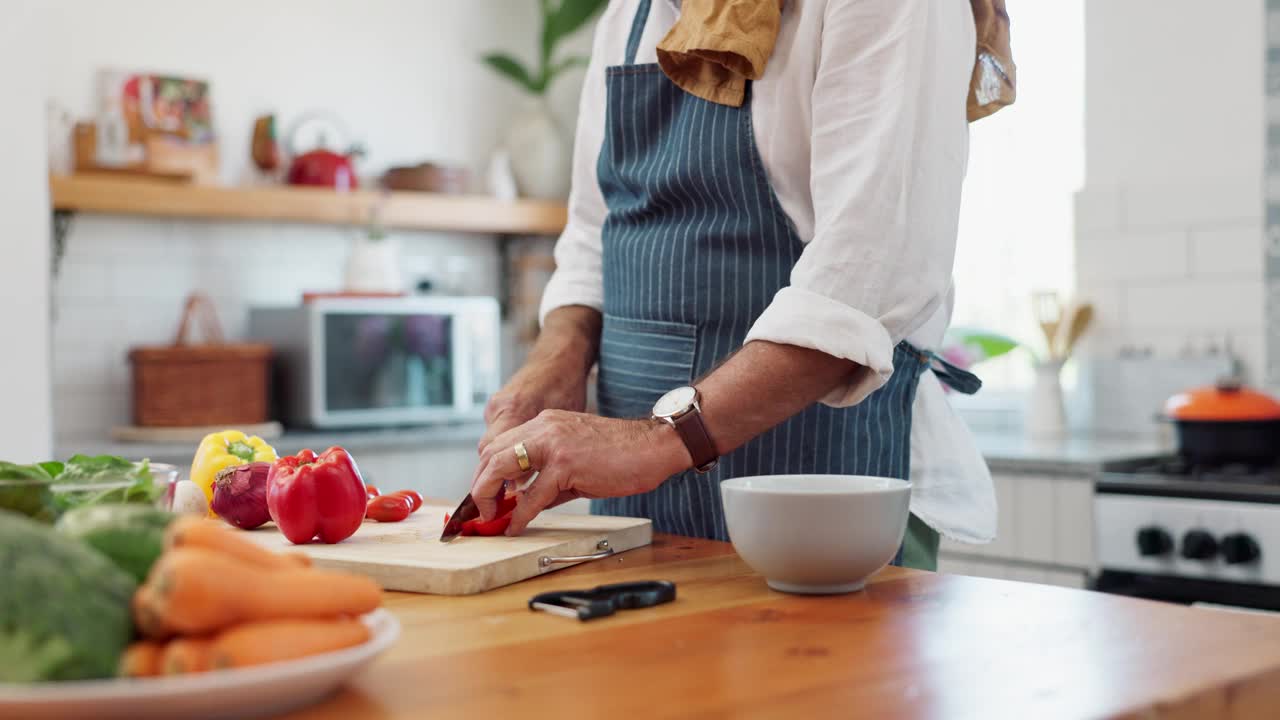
[267,447,368,544]
[443,494,519,537]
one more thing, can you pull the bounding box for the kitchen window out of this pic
[950,0,1085,423]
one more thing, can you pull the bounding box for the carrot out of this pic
[164,516,311,570]
[208,618,371,670]
[132,584,175,641]
[118,641,165,678]
[162,636,213,675]
[147,547,381,634]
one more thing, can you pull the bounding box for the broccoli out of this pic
[0,509,136,681]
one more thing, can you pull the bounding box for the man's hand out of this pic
[477,307,602,455]
[479,359,587,450]
[471,411,692,535]
[472,339,866,535]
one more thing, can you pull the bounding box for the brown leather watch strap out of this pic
[672,410,719,474]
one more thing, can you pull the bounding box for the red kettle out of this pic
[285,113,363,190]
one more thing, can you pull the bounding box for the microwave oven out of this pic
[248,297,501,428]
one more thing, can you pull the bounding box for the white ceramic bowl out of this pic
[720,475,911,594]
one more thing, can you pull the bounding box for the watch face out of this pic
[653,386,697,419]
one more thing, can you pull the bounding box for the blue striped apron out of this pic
[590,0,981,557]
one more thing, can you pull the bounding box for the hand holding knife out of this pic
[439,493,481,543]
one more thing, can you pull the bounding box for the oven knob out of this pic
[1180,530,1219,560]
[1220,533,1262,565]
[1136,526,1174,556]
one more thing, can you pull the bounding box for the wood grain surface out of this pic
[282,534,1280,719]
[241,504,652,595]
[49,173,568,236]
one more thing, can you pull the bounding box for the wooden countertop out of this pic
[286,535,1280,720]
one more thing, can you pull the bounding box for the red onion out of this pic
[211,462,273,529]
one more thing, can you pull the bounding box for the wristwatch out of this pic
[652,386,719,473]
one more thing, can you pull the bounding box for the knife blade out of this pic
[439,492,481,542]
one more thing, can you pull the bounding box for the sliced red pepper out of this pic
[462,513,513,536]
[494,493,519,517]
[446,493,520,537]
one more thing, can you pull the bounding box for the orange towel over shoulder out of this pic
[655,0,1015,122]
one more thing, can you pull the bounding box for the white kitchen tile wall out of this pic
[1124,279,1264,332]
[1123,180,1263,230]
[1073,194,1264,379]
[1079,1,1266,386]
[1072,188,1124,234]
[50,217,501,443]
[1190,224,1268,276]
[1075,229,1189,281]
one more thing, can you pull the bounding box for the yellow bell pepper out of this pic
[189,430,278,516]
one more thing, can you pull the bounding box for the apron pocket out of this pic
[597,314,698,419]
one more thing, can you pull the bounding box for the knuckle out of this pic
[547,444,571,467]
[485,394,512,417]
[536,476,561,502]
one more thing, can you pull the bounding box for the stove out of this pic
[1093,456,1280,611]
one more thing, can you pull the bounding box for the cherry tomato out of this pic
[366,494,412,523]
[390,490,423,512]
[363,485,382,517]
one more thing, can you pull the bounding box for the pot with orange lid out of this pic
[1164,379,1280,464]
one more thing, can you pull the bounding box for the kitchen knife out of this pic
[439,493,481,542]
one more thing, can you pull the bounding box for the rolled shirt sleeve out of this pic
[537,6,614,325]
[744,0,971,407]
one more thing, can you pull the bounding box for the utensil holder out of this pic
[1026,360,1068,440]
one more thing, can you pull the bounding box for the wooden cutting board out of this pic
[242,504,652,595]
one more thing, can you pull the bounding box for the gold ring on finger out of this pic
[514,441,532,472]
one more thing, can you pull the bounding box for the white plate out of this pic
[0,609,400,720]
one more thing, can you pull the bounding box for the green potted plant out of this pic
[481,0,609,200]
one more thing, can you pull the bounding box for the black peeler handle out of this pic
[529,580,677,621]
[590,581,677,610]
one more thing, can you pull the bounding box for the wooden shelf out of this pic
[49,173,568,236]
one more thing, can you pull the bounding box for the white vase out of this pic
[343,236,404,293]
[503,98,571,200]
[1026,360,1068,440]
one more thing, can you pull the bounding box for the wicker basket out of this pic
[128,294,273,427]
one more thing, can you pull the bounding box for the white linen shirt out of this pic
[539,0,996,543]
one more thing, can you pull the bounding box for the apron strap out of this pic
[926,351,983,395]
[624,0,653,65]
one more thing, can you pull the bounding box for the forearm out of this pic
[699,341,864,453]
[652,340,865,469]
[479,305,603,452]
[523,306,602,380]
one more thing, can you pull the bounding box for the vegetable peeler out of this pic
[528,580,676,621]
